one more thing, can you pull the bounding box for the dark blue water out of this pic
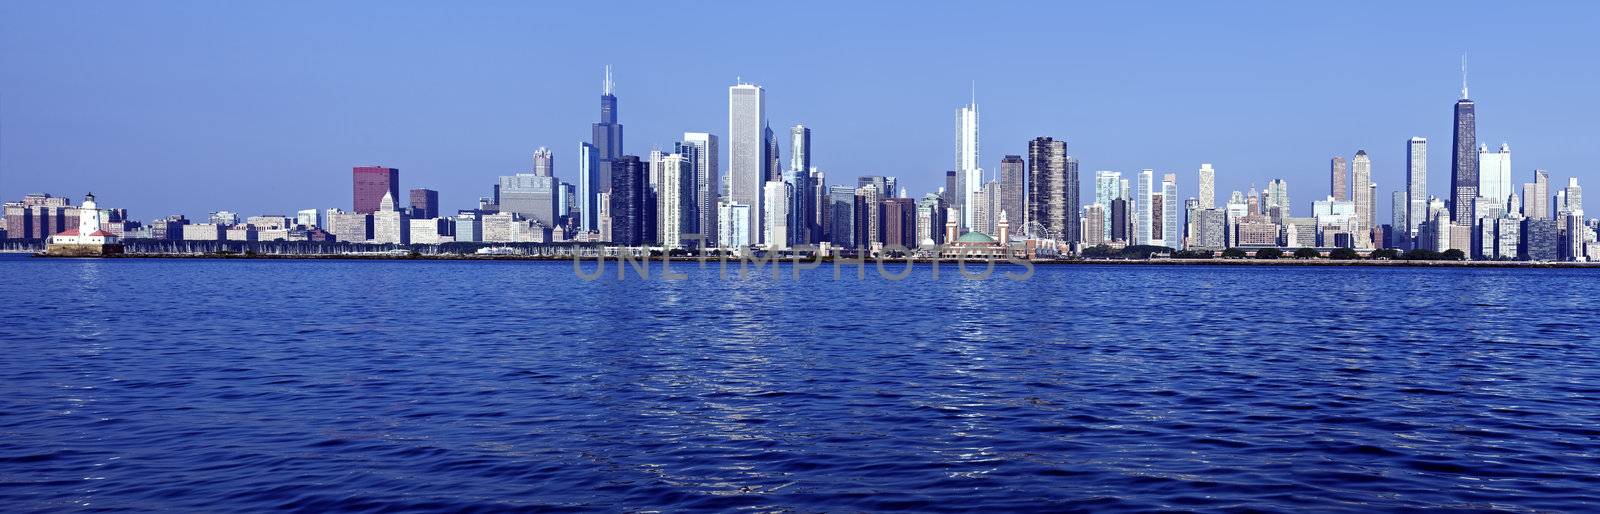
[2,254,1598,512]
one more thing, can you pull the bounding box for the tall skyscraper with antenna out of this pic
[587,66,624,233]
[1450,56,1478,222]
[955,83,981,231]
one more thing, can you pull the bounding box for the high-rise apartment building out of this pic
[608,155,646,246]
[763,181,790,250]
[1161,173,1179,247]
[681,133,719,247]
[1478,143,1512,209]
[1407,137,1428,237]
[1136,169,1154,244]
[827,186,857,249]
[1027,137,1075,242]
[1095,171,1122,241]
[1198,164,1216,209]
[999,155,1025,230]
[854,184,882,249]
[656,152,693,249]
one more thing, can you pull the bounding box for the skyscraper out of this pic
[765,126,781,183]
[854,184,882,249]
[1027,137,1072,241]
[1198,163,1216,209]
[1352,150,1372,245]
[1162,174,1178,247]
[608,155,646,246]
[1136,169,1154,245]
[728,82,766,246]
[1478,143,1512,209]
[1563,177,1583,214]
[352,166,399,214]
[956,92,981,231]
[1450,59,1478,222]
[763,181,790,250]
[681,133,719,247]
[655,152,693,249]
[785,125,813,245]
[532,147,553,177]
[408,188,439,219]
[578,142,599,233]
[915,193,947,247]
[1264,179,1289,223]
[827,185,856,249]
[1329,156,1348,201]
[499,173,559,228]
[592,67,624,200]
[1407,137,1428,237]
[999,155,1025,228]
[1524,169,1550,219]
[1095,171,1122,241]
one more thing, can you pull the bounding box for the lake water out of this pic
[2,254,1597,512]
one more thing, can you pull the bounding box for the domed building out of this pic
[46,192,123,256]
[939,210,1015,260]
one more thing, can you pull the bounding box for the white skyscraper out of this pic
[296,208,321,229]
[1136,169,1154,244]
[1407,137,1428,237]
[955,90,981,231]
[763,181,790,250]
[656,152,691,249]
[1094,171,1122,241]
[1352,150,1373,247]
[728,82,766,246]
[1198,164,1216,209]
[1162,173,1179,247]
[1478,143,1512,210]
[718,201,750,253]
[681,132,719,247]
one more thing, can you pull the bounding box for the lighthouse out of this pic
[45,192,123,256]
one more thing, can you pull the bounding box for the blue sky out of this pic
[2,1,1596,221]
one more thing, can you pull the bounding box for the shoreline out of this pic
[21,252,1600,268]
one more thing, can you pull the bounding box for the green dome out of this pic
[956,232,996,243]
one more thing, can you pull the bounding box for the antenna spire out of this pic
[970,80,976,108]
[604,65,613,95]
[1460,54,1468,100]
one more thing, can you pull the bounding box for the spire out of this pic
[1460,53,1469,100]
[970,80,977,109]
[603,65,613,96]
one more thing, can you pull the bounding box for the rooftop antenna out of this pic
[1460,53,1469,100]
[604,65,613,95]
[970,80,976,108]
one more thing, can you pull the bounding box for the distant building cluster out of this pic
[5,63,1598,261]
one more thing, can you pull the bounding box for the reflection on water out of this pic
[0,255,1596,512]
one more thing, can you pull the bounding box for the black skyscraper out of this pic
[609,156,645,246]
[593,67,624,194]
[1027,137,1074,241]
[1450,67,1477,222]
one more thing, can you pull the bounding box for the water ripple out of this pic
[0,256,1597,512]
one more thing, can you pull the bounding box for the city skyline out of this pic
[2,2,1598,223]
